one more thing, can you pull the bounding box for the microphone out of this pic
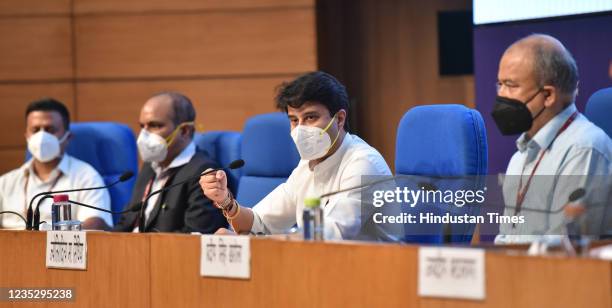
[314,174,426,242]
[28,171,134,230]
[498,187,612,239]
[501,187,588,214]
[30,199,141,230]
[137,159,245,232]
[565,188,586,239]
[69,199,143,214]
[317,177,594,216]
[119,171,135,182]
[569,188,586,202]
[318,174,439,199]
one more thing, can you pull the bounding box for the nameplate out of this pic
[200,235,250,279]
[45,231,87,270]
[418,246,485,300]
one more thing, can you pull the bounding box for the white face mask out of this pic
[137,122,194,163]
[290,114,340,161]
[27,130,69,163]
[137,130,170,163]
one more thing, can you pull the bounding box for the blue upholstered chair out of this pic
[235,113,300,207]
[585,87,612,138]
[194,131,242,195]
[395,104,488,243]
[27,122,138,224]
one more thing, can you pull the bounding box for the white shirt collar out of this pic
[516,103,577,153]
[152,141,196,175]
[22,154,71,183]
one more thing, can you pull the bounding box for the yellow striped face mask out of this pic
[137,121,194,162]
[290,114,340,160]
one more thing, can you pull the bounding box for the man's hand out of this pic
[82,217,110,231]
[564,202,586,219]
[199,169,229,204]
[215,228,236,235]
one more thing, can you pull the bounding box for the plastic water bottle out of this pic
[51,194,81,231]
[303,198,324,241]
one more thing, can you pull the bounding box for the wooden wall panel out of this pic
[74,0,312,14]
[0,0,317,176]
[318,0,473,169]
[76,77,291,133]
[0,17,73,81]
[0,83,75,147]
[0,0,70,16]
[74,9,316,79]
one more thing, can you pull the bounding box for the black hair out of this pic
[25,98,70,131]
[275,71,350,130]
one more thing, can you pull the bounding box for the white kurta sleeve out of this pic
[323,155,398,240]
[251,182,297,234]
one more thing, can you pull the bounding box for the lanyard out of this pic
[23,170,64,213]
[513,111,579,217]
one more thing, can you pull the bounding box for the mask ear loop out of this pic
[321,114,340,150]
[58,131,70,144]
[526,88,546,120]
[165,121,195,146]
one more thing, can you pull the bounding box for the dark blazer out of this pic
[114,151,228,233]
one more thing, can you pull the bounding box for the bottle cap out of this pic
[304,197,321,209]
[53,194,69,203]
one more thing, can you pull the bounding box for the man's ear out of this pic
[182,124,194,137]
[542,85,557,108]
[336,109,347,131]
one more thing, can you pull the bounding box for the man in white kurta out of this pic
[200,71,400,241]
[0,98,111,230]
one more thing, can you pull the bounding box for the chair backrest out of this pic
[236,113,300,207]
[395,104,488,243]
[27,122,138,224]
[193,131,242,195]
[585,87,612,138]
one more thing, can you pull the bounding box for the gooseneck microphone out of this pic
[500,187,588,214]
[565,188,586,238]
[69,200,143,214]
[319,174,410,199]
[27,171,134,230]
[137,159,245,232]
[319,176,589,216]
[568,188,586,203]
[29,199,142,230]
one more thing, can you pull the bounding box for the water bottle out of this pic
[303,198,324,241]
[51,194,81,231]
